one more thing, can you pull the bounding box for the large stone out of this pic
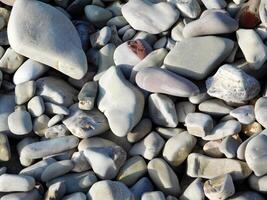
[164,36,234,80]
[122,0,179,34]
[97,66,144,137]
[0,174,35,192]
[8,0,87,79]
[206,64,260,104]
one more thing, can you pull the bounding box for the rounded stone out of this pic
[127,118,152,143]
[27,96,45,117]
[0,174,35,192]
[8,110,32,135]
[15,80,36,105]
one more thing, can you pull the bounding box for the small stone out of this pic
[249,174,267,193]
[180,178,205,200]
[242,122,262,137]
[187,153,252,180]
[107,16,128,28]
[236,29,267,69]
[41,160,74,182]
[27,96,45,117]
[84,5,113,27]
[8,110,32,135]
[67,0,92,15]
[0,133,10,161]
[163,131,196,166]
[84,145,127,179]
[97,66,144,137]
[219,135,242,158]
[198,99,233,117]
[13,59,48,85]
[71,151,91,173]
[185,113,213,138]
[47,171,97,193]
[204,174,235,200]
[122,0,179,34]
[88,180,134,200]
[90,26,111,48]
[15,80,36,105]
[0,189,42,200]
[136,67,199,97]
[129,132,165,160]
[63,104,109,138]
[44,181,66,200]
[203,140,224,158]
[0,47,24,74]
[127,118,152,143]
[176,101,196,123]
[148,93,178,128]
[0,174,35,192]
[206,64,260,104]
[131,177,154,200]
[183,10,238,38]
[20,136,79,159]
[48,114,64,127]
[164,36,234,80]
[156,127,184,139]
[8,0,88,79]
[78,81,98,111]
[201,0,227,9]
[141,191,165,200]
[203,120,241,141]
[148,158,181,196]
[254,97,267,128]
[168,0,201,19]
[78,137,117,151]
[33,114,50,136]
[229,105,255,125]
[63,192,87,200]
[117,156,147,186]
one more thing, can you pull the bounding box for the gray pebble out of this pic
[15,81,36,105]
[8,110,32,135]
[127,118,152,143]
[0,174,35,192]
[48,114,64,127]
[27,96,45,117]
[78,81,98,111]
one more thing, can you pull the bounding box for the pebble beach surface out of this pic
[1,0,267,199]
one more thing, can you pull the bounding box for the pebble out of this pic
[122,0,179,34]
[229,191,265,200]
[203,120,241,141]
[176,101,196,123]
[0,174,35,192]
[63,192,87,200]
[129,132,165,160]
[84,5,112,27]
[206,64,260,104]
[13,59,48,85]
[0,47,24,74]
[180,178,205,200]
[168,0,201,19]
[187,153,252,180]
[88,180,134,200]
[41,160,74,182]
[97,66,144,137]
[148,158,181,196]
[198,99,233,117]
[90,26,111,48]
[84,145,127,179]
[255,97,267,128]
[164,36,234,80]
[236,29,267,70]
[47,171,97,193]
[116,156,147,186]
[44,181,66,200]
[45,102,69,115]
[32,115,50,136]
[201,0,227,9]
[242,122,262,137]
[107,16,128,28]
[204,174,235,200]
[156,127,184,139]
[141,191,165,200]
[8,109,32,135]
[249,174,267,193]
[219,136,241,158]
[67,0,92,15]
[0,189,42,200]
[78,81,98,111]
[0,94,16,133]
[0,133,10,161]
[27,96,45,117]
[183,10,238,38]
[20,136,79,159]
[230,105,255,125]
[136,67,199,97]
[148,93,178,128]
[71,151,91,172]
[8,0,87,79]
[78,137,117,151]
[36,76,78,107]
[127,118,152,143]
[47,114,64,127]
[163,131,196,166]
[15,80,36,105]
[259,0,267,27]
[185,113,213,137]
[131,177,154,200]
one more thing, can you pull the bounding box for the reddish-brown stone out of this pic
[127,40,148,59]
[238,8,260,28]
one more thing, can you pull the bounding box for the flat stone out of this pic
[78,81,98,111]
[8,0,88,79]
[122,0,179,34]
[203,120,241,141]
[0,174,35,192]
[20,136,79,159]
[0,133,10,161]
[8,110,32,135]
[129,132,165,160]
[198,99,233,117]
[164,36,234,80]
[245,129,267,176]
[47,171,97,193]
[204,174,235,200]
[130,177,154,200]
[97,66,144,137]
[116,156,147,186]
[148,93,178,128]
[180,178,205,200]
[136,67,199,97]
[206,64,260,104]
[185,113,213,138]
[0,47,24,74]
[88,180,134,200]
[63,104,109,138]
[84,146,127,180]
[230,105,255,125]
[41,160,74,182]
[148,158,181,196]
[13,59,48,85]
[27,96,45,117]
[36,76,78,107]
[127,118,152,143]
[163,131,196,166]
[236,29,267,70]
[187,153,252,180]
